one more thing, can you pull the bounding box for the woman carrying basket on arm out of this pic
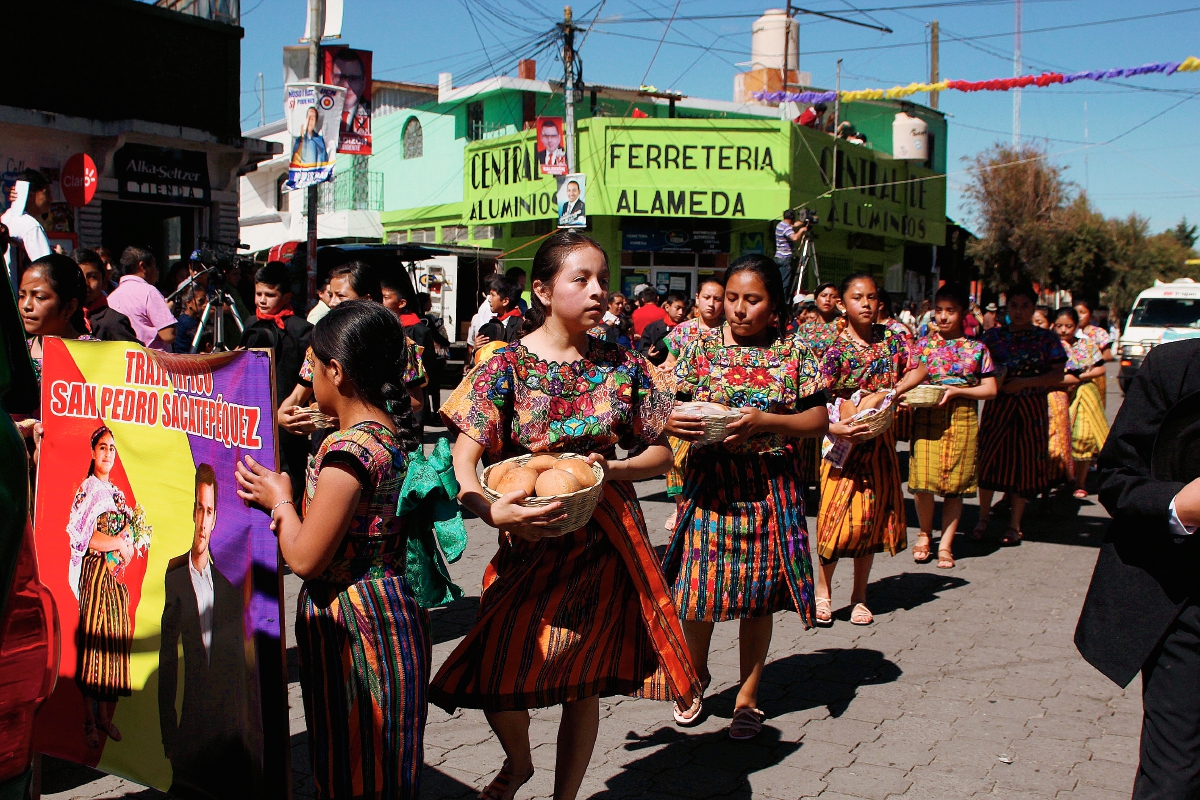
[908,284,998,569]
[661,255,828,740]
[815,274,927,626]
[973,285,1067,545]
[432,231,699,800]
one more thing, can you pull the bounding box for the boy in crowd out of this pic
[638,291,686,365]
[239,262,313,492]
[381,271,432,424]
[473,275,523,349]
[632,286,667,340]
[74,249,137,342]
[306,275,333,325]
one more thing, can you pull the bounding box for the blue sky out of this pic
[238,0,1200,233]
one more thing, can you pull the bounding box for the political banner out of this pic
[535,116,567,176]
[323,46,373,155]
[556,173,586,228]
[283,82,345,191]
[32,341,287,800]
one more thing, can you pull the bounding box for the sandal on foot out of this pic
[729,707,765,740]
[999,527,1021,546]
[664,510,678,531]
[850,603,874,626]
[1073,489,1088,499]
[815,597,833,627]
[479,760,534,800]
[969,521,989,541]
[937,547,955,569]
[912,533,932,563]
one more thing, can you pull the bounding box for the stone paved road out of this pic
[43,370,1139,799]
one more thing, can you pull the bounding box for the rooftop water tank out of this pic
[751,9,799,71]
[892,113,928,160]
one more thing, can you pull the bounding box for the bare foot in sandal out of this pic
[969,520,989,541]
[479,760,534,800]
[913,532,932,563]
[850,603,874,625]
[937,547,955,569]
[729,707,765,740]
[815,597,833,627]
[999,527,1021,546]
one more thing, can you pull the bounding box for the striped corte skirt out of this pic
[429,480,701,713]
[1047,390,1075,485]
[662,447,815,626]
[977,393,1051,495]
[1070,381,1109,461]
[297,573,431,800]
[75,551,132,700]
[817,430,908,562]
[908,398,980,498]
[665,436,691,498]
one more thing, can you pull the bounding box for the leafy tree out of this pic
[1171,217,1198,249]
[961,143,1067,290]
[1050,194,1115,301]
[1103,214,1200,315]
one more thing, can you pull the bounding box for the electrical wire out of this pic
[638,0,684,87]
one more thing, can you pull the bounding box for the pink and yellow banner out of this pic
[31,339,288,799]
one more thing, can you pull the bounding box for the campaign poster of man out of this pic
[536,116,568,176]
[31,341,288,799]
[283,82,345,191]
[323,46,373,155]
[557,173,586,228]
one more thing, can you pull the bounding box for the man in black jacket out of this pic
[1076,339,1200,799]
[74,249,137,342]
[159,464,255,800]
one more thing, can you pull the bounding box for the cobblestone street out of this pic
[43,374,1139,799]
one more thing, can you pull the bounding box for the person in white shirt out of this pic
[466,273,502,350]
[2,169,53,289]
[159,464,253,797]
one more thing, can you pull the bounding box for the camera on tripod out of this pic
[797,209,819,229]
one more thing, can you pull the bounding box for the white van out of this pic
[1118,278,1200,391]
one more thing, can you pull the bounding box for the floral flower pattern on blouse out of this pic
[673,325,826,454]
[1078,323,1112,353]
[980,326,1067,394]
[1064,335,1104,376]
[796,319,840,357]
[441,337,672,457]
[819,321,918,398]
[916,332,996,387]
[665,318,717,358]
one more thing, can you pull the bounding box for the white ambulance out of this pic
[1118,278,1200,392]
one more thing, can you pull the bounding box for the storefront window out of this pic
[443,225,467,243]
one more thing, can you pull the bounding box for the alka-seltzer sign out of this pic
[114,145,209,206]
[33,340,287,799]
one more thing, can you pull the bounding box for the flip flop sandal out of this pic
[673,692,704,727]
[1073,489,1088,499]
[969,520,989,541]
[912,534,932,563]
[850,603,874,626]
[815,597,834,627]
[729,707,765,740]
[937,548,955,569]
[999,527,1021,546]
[479,760,534,800]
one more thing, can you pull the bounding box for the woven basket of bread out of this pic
[678,402,744,446]
[480,453,605,535]
[853,403,895,440]
[904,384,949,408]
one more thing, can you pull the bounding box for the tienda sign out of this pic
[61,153,97,207]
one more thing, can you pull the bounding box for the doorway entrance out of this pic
[102,200,199,275]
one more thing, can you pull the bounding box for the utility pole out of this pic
[563,6,576,173]
[306,0,324,304]
[929,20,940,110]
[1012,0,1022,146]
[832,58,841,192]
[782,0,792,94]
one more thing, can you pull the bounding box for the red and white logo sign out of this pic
[61,153,97,207]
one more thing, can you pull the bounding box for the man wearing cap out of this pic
[1076,338,1200,798]
[982,302,1000,331]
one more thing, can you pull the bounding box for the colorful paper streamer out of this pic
[754,56,1200,105]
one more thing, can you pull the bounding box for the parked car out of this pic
[1118,278,1200,392]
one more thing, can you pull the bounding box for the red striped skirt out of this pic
[429,480,700,713]
[977,393,1051,495]
[75,551,132,700]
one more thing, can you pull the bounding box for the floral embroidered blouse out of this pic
[819,321,918,399]
[916,332,996,387]
[796,319,840,357]
[980,326,1067,395]
[674,325,826,454]
[441,337,672,458]
[1064,335,1104,376]
[1078,323,1112,353]
[664,318,717,359]
[304,421,410,586]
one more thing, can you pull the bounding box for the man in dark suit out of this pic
[159,464,255,800]
[1076,339,1200,799]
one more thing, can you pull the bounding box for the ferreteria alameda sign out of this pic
[586,119,791,220]
[464,130,558,224]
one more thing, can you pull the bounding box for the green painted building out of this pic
[374,71,947,327]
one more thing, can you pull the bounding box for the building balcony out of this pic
[301,171,385,215]
[150,0,239,25]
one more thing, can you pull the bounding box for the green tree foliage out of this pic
[1171,217,1198,249]
[1105,214,1200,314]
[1050,194,1114,299]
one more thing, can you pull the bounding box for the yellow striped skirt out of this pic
[817,430,907,562]
[665,436,691,498]
[75,551,132,699]
[908,397,979,498]
[1047,390,1075,485]
[1070,381,1109,461]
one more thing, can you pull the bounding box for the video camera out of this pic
[797,208,819,228]
[190,240,253,277]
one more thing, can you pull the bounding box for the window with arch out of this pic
[275,173,289,212]
[403,117,423,159]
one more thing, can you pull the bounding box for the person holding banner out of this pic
[67,425,150,749]
[236,301,429,800]
[18,254,93,387]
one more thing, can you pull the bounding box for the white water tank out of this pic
[751,9,800,71]
[892,113,928,160]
